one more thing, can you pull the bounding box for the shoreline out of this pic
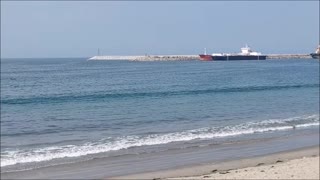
[113,145,319,179]
[1,131,319,179]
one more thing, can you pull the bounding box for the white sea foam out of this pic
[1,114,319,167]
[296,122,320,128]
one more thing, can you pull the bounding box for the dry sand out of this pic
[169,156,319,179]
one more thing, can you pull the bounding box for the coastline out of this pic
[113,146,319,180]
[1,131,319,179]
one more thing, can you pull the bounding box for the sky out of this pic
[1,1,319,58]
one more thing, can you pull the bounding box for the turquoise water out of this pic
[1,58,319,171]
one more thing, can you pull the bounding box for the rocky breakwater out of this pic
[266,54,312,59]
[88,55,199,61]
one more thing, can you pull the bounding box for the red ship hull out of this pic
[199,54,213,61]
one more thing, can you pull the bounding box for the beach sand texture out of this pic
[169,156,319,180]
[111,146,319,180]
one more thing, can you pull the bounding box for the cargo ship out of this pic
[199,48,213,61]
[199,45,267,61]
[310,45,320,59]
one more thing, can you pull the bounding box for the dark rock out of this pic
[211,169,218,173]
[257,163,265,166]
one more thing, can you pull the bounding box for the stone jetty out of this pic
[88,54,313,61]
[266,54,312,59]
[88,55,199,61]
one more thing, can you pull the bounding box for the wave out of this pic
[1,114,318,167]
[2,84,319,105]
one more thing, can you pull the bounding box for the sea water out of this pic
[1,58,319,172]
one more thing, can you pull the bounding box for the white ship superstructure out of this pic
[239,44,262,55]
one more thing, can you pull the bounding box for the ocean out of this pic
[1,58,319,177]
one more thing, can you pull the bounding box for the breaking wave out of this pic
[1,114,319,167]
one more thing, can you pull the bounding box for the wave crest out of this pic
[1,114,319,167]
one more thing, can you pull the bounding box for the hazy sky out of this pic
[1,1,319,58]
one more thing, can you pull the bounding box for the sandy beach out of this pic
[114,146,319,180]
[169,156,319,179]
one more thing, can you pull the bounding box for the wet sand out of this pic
[114,146,319,179]
[2,132,319,179]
